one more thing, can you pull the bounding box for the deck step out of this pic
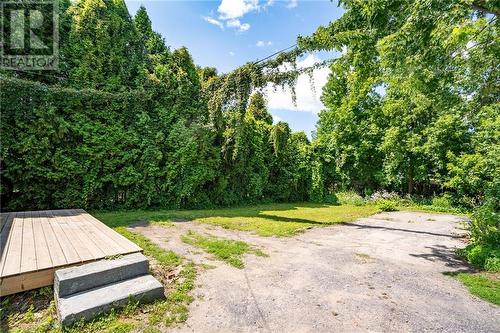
[56,274,164,325]
[54,252,148,297]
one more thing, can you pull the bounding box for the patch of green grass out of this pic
[181,230,267,268]
[399,205,468,215]
[450,273,500,305]
[355,253,372,260]
[146,262,196,327]
[354,252,375,264]
[95,203,379,237]
[254,249,269,257]
[67,309,135,333]
[116,227,182,267]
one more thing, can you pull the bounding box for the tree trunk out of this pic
[407,160,414,195]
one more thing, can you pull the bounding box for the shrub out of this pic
[377,199,398,212]
[323,193,339,204]
[459,184,499,272]
[459,244,500,272]
[335,191,365,206]
[485,256,500,272]
[431,194,453,209]
[470,201,499,246]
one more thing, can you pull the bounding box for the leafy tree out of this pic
[134,5,168,73]
[300,0,498,196]
[67,0,143,91]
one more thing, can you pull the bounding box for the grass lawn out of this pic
[451,273,500,305]
[95,202,380,237]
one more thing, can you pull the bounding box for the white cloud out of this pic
[256,40,273,47]
[218,0,259,19]
[286,0,298,9]
[265,54,330,114]
[226,19,250,32]
[271,113,282,124]
[203,16,224,30]
[204,0,274,32]
[229,51,235,56]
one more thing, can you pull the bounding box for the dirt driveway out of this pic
[129,211,499,333]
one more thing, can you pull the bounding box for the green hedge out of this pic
[0,76,214,210]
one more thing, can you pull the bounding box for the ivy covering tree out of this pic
[0,0,312,209]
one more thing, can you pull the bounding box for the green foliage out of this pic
[247,92,273,125]
[446,104,500,207]
[67,0,143,91]
[0,76,216,210]
[377,199,398,212]
[471,199,500,245]
[300,0,498,199]
[0,1,313,210]
[459,198,499,272]
[459,244,500,272]
[431,194,454,210]
[458,182,499,271]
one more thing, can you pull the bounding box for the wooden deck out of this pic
[0,209,142,296]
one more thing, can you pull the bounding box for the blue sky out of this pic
[125,0,344,137]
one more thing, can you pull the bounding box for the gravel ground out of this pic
[129,211,499,333]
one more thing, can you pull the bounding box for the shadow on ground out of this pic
[94,202,374,229]
[343,222,465,239]
[409,244,475,271]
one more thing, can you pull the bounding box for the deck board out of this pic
[39,211,67,267]
[68,210,121,255]
[0,209,142,295]
[0,213,10,233]
[47,211,81,264]
[2,213,24,276]
[54,211,94,262]
[64,211,106,259]
[20,214,37,272]
[0,214,15,272]
[32,212,53,271]
[76,210,141,253]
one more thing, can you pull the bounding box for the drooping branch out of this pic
[204,46,330,126]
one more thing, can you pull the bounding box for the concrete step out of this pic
[55,252,148,297]
[56,274,164,326]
